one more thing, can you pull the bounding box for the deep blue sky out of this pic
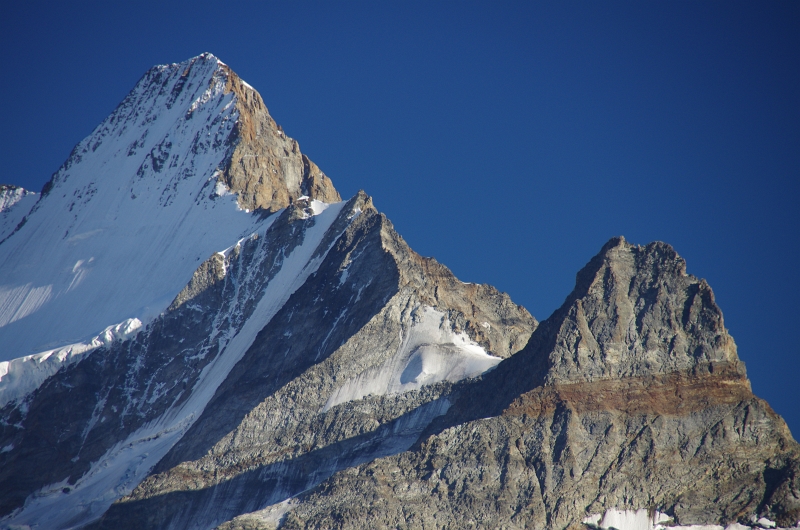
[2,2,798,434]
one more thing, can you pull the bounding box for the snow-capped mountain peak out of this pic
[0,53,338,359]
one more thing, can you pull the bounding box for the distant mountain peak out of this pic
[0,54,339,357]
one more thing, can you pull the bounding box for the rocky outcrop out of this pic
[219,64,340,212]
[0,184,37,242]
[269,237,800,530]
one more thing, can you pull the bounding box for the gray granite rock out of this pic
[85,195,535,530]
[270,237,800,530]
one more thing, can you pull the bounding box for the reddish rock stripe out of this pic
[504,363,754,417]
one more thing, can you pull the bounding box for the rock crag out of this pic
[218,62,340,212]
[266,237,800,530]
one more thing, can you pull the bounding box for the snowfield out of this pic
[324,305,502,411]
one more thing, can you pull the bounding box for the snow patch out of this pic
[583,509,797,530]
[324,306,500,411]
[584,509,671,530]
[0,318,143,407]
[214,179,231,197]
[309,199,330,215]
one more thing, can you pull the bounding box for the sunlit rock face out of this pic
[269,238,800,530]
[0,54,797,530]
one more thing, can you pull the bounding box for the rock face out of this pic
[0,55,797,530]
[82,192,535,530]
[272,237,800,530]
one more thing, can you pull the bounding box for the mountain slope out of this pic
[82,191,534,530]
[0,52,337,361]
[0,54,797,530]
[271,237,800,530]
[0,55,535,529]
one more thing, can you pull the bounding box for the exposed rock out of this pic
[0,184,37,242]
[272,237,800,530]
[219,62,340,212]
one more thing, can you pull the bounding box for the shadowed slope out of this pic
[89,194,535,530]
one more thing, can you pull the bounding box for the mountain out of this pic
[0,54,797,530]
[273,238,800,530]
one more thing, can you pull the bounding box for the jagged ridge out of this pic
[268,237,800,530]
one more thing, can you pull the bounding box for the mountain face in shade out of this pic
[0,55,797,530]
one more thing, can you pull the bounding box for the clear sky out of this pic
[2,1,798,434]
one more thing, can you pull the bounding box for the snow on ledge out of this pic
[324,306,501,411]
[0,318,142,407]
[583,508,797,530]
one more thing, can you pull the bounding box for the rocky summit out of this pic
[0,54,797,530]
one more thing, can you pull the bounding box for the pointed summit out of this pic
[270,238,799,529]
[41,52,339,212]
[0,54,339,357]
[540,236,743,385]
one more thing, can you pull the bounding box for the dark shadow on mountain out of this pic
[0,200,386,518]
[90,396,449,530]
[152,207,400,471]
